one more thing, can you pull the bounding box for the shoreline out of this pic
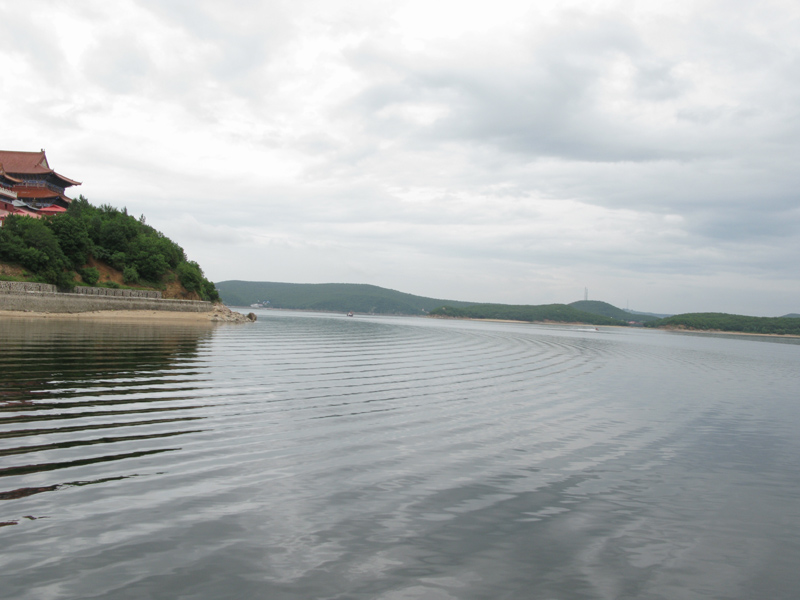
[431,315,617,327]
[434,316,800,338]
[0,304,255,324]
[659,325,800,339]
[0,309,212,323]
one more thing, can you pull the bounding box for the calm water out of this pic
[1,311,799,600]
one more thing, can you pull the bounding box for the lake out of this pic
[1,311,799,599]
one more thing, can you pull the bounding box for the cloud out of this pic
[84,34,155,94]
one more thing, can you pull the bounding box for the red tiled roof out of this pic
[0,166,23,184]
[0,150,81,186]
[38,205,67,215]
[14,187,71,202]
[5,206,42,219]
[0,150,50,174]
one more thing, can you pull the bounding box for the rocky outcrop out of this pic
[209,304,257,323]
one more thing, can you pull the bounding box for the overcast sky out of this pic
[2,0,798,316]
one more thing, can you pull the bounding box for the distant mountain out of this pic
[644,313,800,335]
[781,313,800,319]
[624,309,673,319]
[569,300,660,323]
[430,303,627,326]
[215,281,476,315]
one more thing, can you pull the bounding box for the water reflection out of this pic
[0,318,213,528]
[1,313,799,599]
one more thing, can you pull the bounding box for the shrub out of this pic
[99,217,138,254]
[54,270,75,291]
[109,251,127,270]
[123,266,139,284]
[202,280,220,302]
[45,214,91,268]
[177,261,203,293]
[79,267,100,285]
[135,252,168,282]
[0,215,72,285]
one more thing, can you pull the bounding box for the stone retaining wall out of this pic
[0,291,212,313]
[0,282,162,299]
[0,281,57,294]
[73,286,162,299]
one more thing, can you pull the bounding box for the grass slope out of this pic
[429,303,627,326]
[644,312,800,335]
[215,281,476,315]
[569,300,659,323]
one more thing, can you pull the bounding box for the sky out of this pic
[1,0,799,316]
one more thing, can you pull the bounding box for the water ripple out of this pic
[1,313,799,599]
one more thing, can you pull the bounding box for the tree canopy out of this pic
[429,303,627,326]
[644,313,800,335]
[0,197,219,301]
[215,281,475,314]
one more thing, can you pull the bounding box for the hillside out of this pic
[429,303,627,326]
[625,309,673,319]
[644,313,800,335]
[781,313,800,319]
[216,281,476,315]
[569,300,660,323]
[0,197,218,301]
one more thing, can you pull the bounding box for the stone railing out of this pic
[73,286,162,299]
[0,281,57,294]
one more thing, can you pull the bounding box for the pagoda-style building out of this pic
[0,150,80,210]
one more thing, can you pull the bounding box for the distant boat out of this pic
[347,311,354,317]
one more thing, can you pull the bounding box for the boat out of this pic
[347,311,354,317]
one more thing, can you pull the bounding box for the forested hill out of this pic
[429,303,627,326]
[0,197,218,301]
[644,313,800,335]
[569,300,660,323]
[216,281,475,315]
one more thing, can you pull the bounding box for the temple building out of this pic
[0,166,21,202]
[0,149,80,210]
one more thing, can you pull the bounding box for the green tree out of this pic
[0,215,72,286]
[45,213,92,268]
[123,266,140,284]
[79,267,100,285]
[99,215,138,254]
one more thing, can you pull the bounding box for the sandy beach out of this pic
[0,304,254,323]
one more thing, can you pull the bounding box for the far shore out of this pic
[437,316,800,338]
[431,315,612,327]
[659,325,800,339]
